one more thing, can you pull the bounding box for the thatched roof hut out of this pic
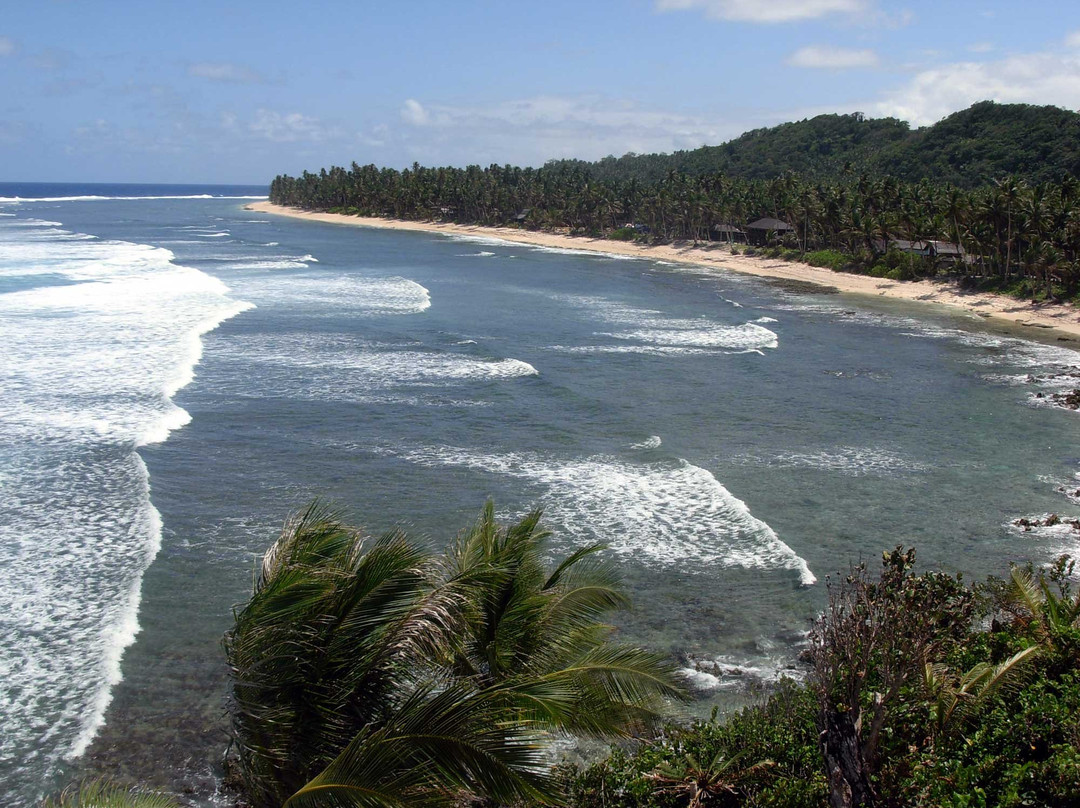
[746,217,794,232]
[712,223,745,242]
[745,217,794,245]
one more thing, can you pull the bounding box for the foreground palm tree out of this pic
[225,501,682,808]
[41,780,181,808]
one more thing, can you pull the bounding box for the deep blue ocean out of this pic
[2,183,1079,804]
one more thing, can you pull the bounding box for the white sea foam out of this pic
[217,337,537,390]
[549,293,778,353]
[762,447,931,477]
[679,653,806,692]
[528,244,640,261]
[0,215,252,787]
[442,233,519,248]
[602,321,777,350]
[631,436,662,449]
[398,447,815,585]
[547,344,723,356]
[240,274,430,314]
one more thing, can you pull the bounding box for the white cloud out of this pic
[401,99,430,126]
[0,36,15,56]
[967,42,994,54]
[387,94,790,167]
[787,46,878,69]
[874,50,1080,126]
[188,61,265,84]
[656,0,866,23]
[1067,30,1080,48]
[249,109,341,143]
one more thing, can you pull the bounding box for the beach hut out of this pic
[873,238,966,263]
[711,223,746,243]
[745,217,795,246]
[928,240,966,263]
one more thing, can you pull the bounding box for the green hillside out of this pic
[548,102,1080,188]
[872,101,1080,186]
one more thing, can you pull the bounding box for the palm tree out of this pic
[921,646,1039,741]
[443,502,682,736]
[1004,564,1080,645]
[225,501,682,808]
[41,780,181,808]
[649,748,775,808]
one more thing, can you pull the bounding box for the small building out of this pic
[711,223,746,243]
[745,217,795,246]
[873,238,931,256]
[928,240,966,263]
[511,208,532,224]
[873,238,966,262]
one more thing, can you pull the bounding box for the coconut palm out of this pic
[41,780,181,808]
[225,501,682,808]
[442,502,683,737]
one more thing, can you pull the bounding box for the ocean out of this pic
[1,183,1079,804]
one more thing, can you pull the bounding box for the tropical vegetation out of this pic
[40,779,181,808]
[268,102,1080,302]
[222,501,683,808]
[42,508,1080,807]
[567,551,1080,808]
[548,102,1080,188]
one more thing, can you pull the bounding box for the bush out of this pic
[609,227,636,241]
[569,551,1080,808]
[803,249,852,271]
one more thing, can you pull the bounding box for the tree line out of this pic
[270,159,1080,300]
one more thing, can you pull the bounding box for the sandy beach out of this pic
[248,201,1080,341]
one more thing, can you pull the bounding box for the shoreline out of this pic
[247,202,1080,341]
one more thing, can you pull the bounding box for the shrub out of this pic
[803,249,851,271]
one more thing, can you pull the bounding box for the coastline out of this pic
[247,201,1080,340]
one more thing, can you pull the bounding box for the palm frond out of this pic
[41,779,182,808]
[284,685,559,808]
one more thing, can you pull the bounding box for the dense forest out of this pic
[547,102,1080,188]
[269,102,1080,302]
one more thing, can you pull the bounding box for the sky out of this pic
[2,0,1079,185]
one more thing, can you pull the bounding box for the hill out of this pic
[548,102,1080,188]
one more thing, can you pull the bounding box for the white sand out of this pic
[247,202,1080,341]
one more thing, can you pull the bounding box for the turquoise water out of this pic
[1,185,1079,803]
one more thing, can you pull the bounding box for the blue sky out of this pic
[2,0,1079,184]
